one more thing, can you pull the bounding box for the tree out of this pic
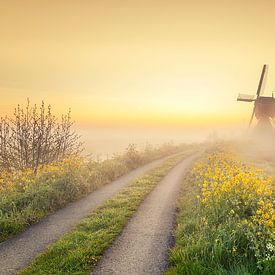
[0,100,82,173]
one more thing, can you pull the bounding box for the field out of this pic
[1,135,274,274]
[0,143,275,274]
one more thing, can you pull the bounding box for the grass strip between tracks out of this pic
[20,152,191,275]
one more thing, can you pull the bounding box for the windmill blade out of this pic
[248,64,267,127]
[237,93,256,102]
[249,104,256,127]
[260,65,268,95]
[256,64,268,97]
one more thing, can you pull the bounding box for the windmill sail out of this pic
[249,104,256,127]
[256,64,267,97]
[237,94,256,102]
[249,64,268,126]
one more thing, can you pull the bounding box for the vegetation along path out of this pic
[93,153,200,275]
[0,154,176,275]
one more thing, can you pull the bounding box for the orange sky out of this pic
[1,0,275,128]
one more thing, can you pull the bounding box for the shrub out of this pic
[0,100,82,173]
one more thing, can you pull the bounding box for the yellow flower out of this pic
[266,220,273,228]
[256,209,262,215]
[230,209,235,215]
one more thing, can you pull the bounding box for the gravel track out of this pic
[0,155,174,275]
[92,153,199,275]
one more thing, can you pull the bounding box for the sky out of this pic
[1,0,275,132]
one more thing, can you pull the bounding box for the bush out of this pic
[0,100,82,173]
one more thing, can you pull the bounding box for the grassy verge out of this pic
[0,143,189,243]
[167,148,274,275]
[20,152,191,274]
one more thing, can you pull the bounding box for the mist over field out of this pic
[76,125,243,156]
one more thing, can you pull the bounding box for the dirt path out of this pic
[92,153,199,275]
[0,155,175,275]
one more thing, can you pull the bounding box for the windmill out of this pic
[237,64,275,132]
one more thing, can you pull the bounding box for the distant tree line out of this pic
[0,100,82,173]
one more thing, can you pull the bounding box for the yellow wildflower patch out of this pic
[192,149,274,269]
[0,156,83,193]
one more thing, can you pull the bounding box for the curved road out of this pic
[92,153,199,275]
[0,154,176,275]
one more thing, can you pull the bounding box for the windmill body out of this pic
[254,96,275,119]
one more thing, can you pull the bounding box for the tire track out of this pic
[92,153,199,275]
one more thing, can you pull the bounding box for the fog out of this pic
[234,126,275,164]
[76,125,243,157]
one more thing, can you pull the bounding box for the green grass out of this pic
[20,152,190,274]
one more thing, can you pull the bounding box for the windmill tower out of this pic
[237,64,275,135]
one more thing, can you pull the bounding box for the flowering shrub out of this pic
[192,150,274,272]
[0,156,84,194]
